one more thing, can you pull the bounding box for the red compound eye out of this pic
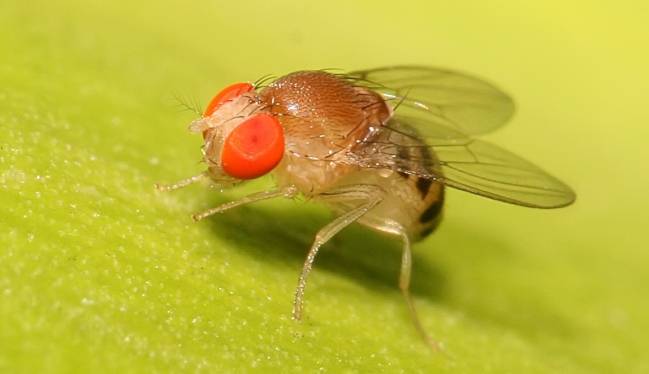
[221,114,285,180]
[203,82,254,117]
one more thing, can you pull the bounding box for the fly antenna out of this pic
[172,91,203,116]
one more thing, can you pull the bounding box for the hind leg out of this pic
[396,229,443,352]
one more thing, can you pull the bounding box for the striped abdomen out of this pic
[394,141,445,240]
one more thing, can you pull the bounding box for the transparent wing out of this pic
[350,116,576,208]
[346,66,515,135]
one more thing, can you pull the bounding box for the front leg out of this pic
[192,185,298,221]
[155,172,208,192]
[292,184,384,320]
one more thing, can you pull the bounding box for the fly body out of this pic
[157,66,576,350]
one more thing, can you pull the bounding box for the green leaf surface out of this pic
[2,1,648,372]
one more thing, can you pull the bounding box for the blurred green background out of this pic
[1,0,648,372]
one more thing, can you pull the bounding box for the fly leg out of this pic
[396,229,444,352]
[192,185,298,221]
[155,172,207,192]
[292,184,384,320]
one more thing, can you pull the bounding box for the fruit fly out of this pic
[157,66,576,349]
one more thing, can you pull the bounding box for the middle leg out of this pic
[292,184,384,320]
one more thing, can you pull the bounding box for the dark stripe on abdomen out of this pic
[419,199,443,224]
[416,177,433,199]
